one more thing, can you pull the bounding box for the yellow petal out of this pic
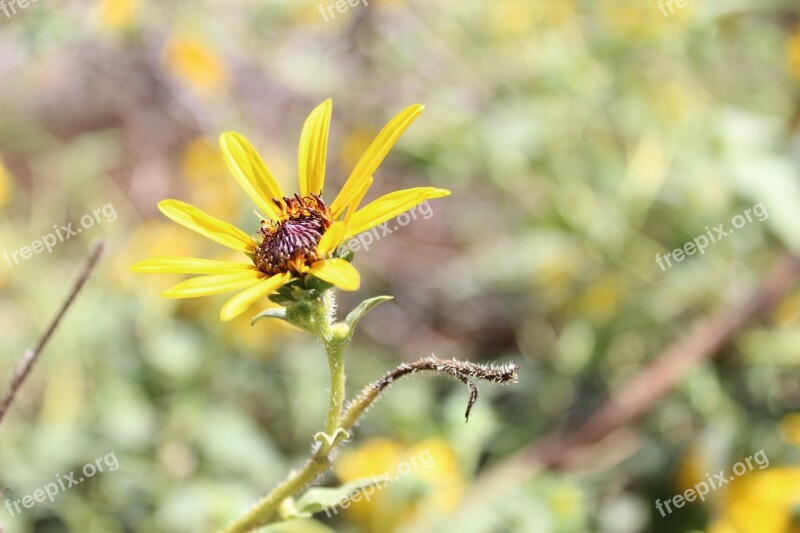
[219,272,292,321]
[219,132,284,220]
[348,187,450,235]
[298,99,332,197]
[131,257,255,274]
[342,176,374,225]
[158,200,256,252]
[331,104,425,217]
[161,271,264,299]
[317,221,347,257]
[308,258,360,291]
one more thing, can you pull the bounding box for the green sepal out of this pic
[303,275,335,294]
[251,308,289,326]
[268,278,331,305]
[268,294,296,306]
[345,296,393,332]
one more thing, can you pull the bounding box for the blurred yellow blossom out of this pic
[334,437,465,532]
[776,290,800,327]
[787,30,800,79]
[221,300,295,354]
[548,482,584,520]
[675,446,706,495]
[180,137,237,220]
[533,249,580,306]
[340,127,375,169]
[780,413,800,447]
[0,158,13,209]
[181,137,228,183]
[97,0,141,31]
[115,220,202,291]
[162,32,229,94]
[708,468,800,533]
[599,0,672,40]
[490,0,535,34]
[573,275,624,323]
[491,0,576,34]
[649,82,698,124]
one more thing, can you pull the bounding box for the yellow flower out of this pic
[788,30,800,79]
[132,101,450,321]
[334,438,465,532]
[780,413,800,447]
[708,468,800,533]
[162,32,229,93]
[97,0,140,31]
[180,136,238,220]
[0,158,13,209]
[776,289,800,327]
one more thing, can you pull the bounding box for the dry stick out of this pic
[341,357,520,427]
[0,241,107,426]
[472,252,800,495]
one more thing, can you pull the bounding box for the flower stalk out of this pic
[220,292,519,533]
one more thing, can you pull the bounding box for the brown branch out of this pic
[469,253,800,494]
[0,241,107,426]
[341,356,519,427]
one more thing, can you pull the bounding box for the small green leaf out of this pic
[344,296,393,332]
[293,477,391,516]
[251,308,288,326]
[313,428,350,447]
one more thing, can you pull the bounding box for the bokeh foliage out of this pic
[1,0,800,531]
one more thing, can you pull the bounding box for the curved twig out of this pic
[0,241,107,427]
[341,356,519,428]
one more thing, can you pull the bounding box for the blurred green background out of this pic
[2,0,800,531]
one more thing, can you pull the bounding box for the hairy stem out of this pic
[219,337,520,532]
[219,451,332,533]
[341,356,519,430]
[221,292,347,533]
[324,340,346,436]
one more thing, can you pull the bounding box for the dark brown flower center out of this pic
[253,194,332,276]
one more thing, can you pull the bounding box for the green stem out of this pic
[220,291,350,533]
[219,452,332,533]
[324,340,346,435]
[316,291,347,436]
